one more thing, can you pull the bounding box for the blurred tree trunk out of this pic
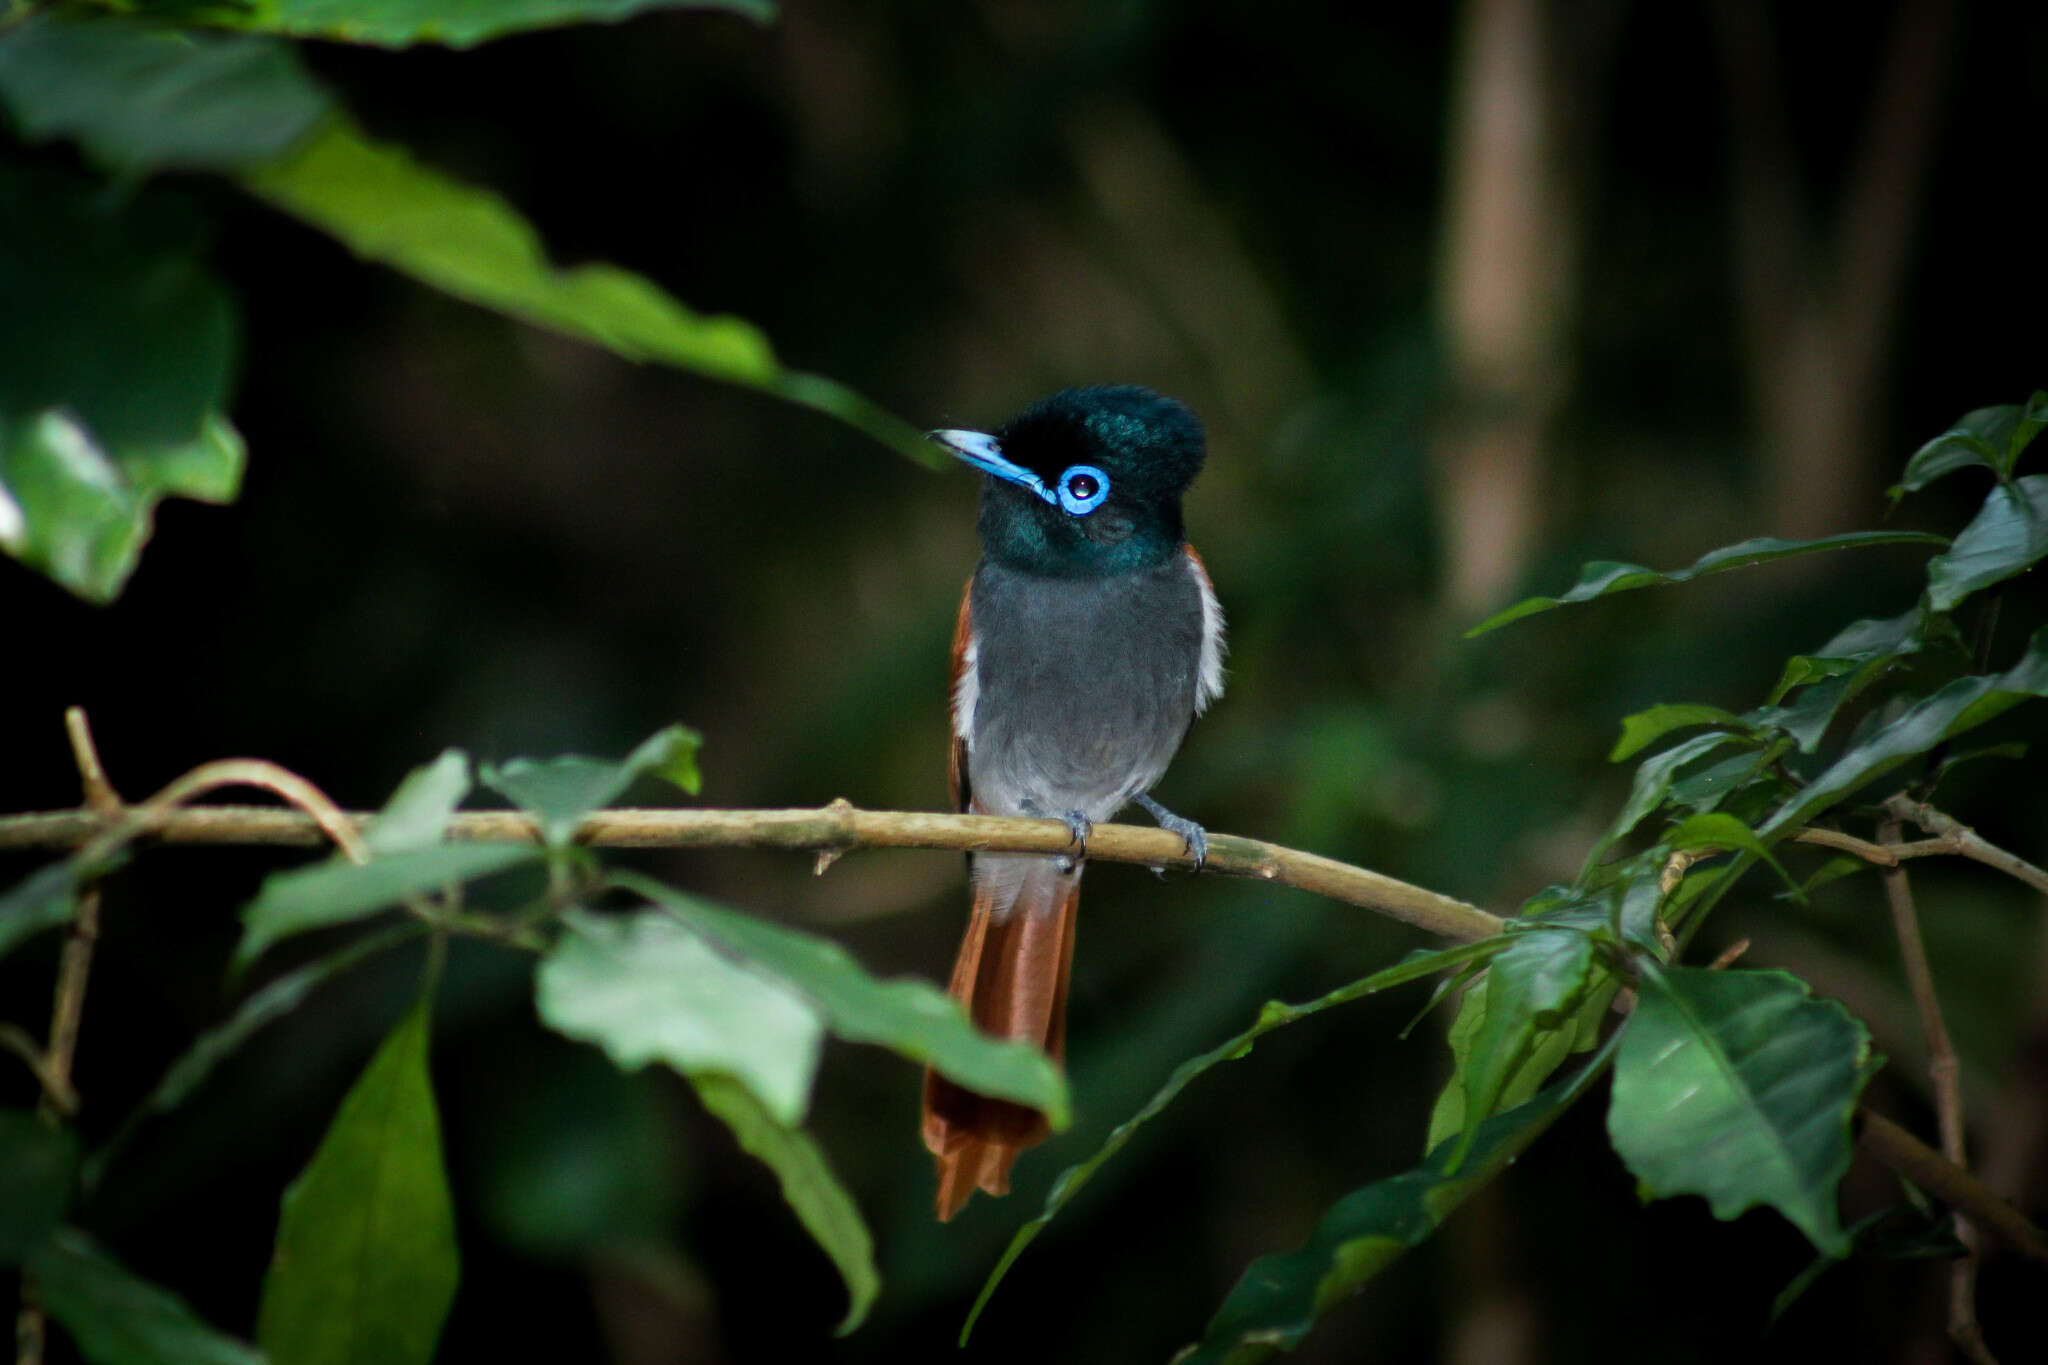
[1432,0,1616,618]
[1712,0,1957,538]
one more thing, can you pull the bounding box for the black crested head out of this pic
[954,386,1206,577]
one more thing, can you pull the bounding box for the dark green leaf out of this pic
[1787,855,1869,897]
[1925,474,2048,612]
[688,1073,877,1335]
[1466,531,1948,637]
[1928,740,2027,795]
[0,860,81,962]
[0,1111,76,1265]
[1449,929,1594,1169]
[536,909,823,1125]
[1178,1039,1619,1365]
[236,843,538,972]
[2010,391,2048,474]
[1608,965,1870,1255]
[250,0,774,49]
[0,13,329,173]
[1610,704,1753,762]
[481,724,702,846]
[32,1229,264,1365]
[1759,627,2048,840]
[1890,393,2048,499]
[1750,608,1936,752]
[88,924,426,1189]
[1663,743,1788,817]
[964,937,1509,1342]
[241,123,932,463]
[1584,731,1755,874]
[617,871,1069,1123]
[256,985,458,1365]
[364,750,470,854]
[0,169,245,602]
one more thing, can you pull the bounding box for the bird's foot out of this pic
[1134,792,1207,873]
[1024,801,1093,873]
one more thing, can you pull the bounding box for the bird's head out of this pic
[930,386,1205,576]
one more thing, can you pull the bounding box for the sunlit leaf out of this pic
[257,984,458,1365]
[0,1111,76,1265]
[1607,965,1869,1255]
[1610,704,1754,762]
[481,723,702,846]
[536,908,823,1125]
[1449,929,1593,1169]
[235,843,538,972]
[32,1229,264,1365]
[242,122,932,462]
[1759,627,2048,840]
[617,871,1069,1123]
[0,168,246,602]
[689,1073,878,1335]
[1924,474,2048,612]
[364,749,471,854]
[1665,812,1800,900]
[1177,1039,1619,1365]
[964,937,1509,1342]
[250,0,774,49]
[1466,531,1948,637]
[0,12,329,173]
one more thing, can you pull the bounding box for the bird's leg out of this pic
[1021,799,1092,873]
[1133,792,1207,872]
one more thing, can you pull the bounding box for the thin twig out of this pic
[1790,826,1956,866]
[1858,1108,2048,1267]
[1882,794,2048,898]
[1879,818,1991,1363]
[1,801,1507,943]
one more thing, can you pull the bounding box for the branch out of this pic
[1881,795,2048,898]
[0,800,1508,944]
[1858,1108,2048,1268]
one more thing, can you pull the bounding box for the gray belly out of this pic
[966,556,1204,821]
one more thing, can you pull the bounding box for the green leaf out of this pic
[249,0,774,49]
[688,1073,877,1335]
[1665,812,1801,900]
[0,860,81,962]
[1750,607,1937,752]
[257,984,458,1365]
[0,12,329,174]
[1609,704,1753,762]
[1759,627,2048,840]
[1890,393,2048,499]
[964,937,1508,1343]
[88,924,426,1189]
[1465,531,1949,637]
[1177,1038,1619,1365]
[1584,731,1755,874]
[31,1228,264,1365]
[0,169,246,602]
[236,843,539,972]
[536,909,823,1125]
[1925,474,2048,612]
[0,1111,76,1265]
[1449,929,1594,1170]
[364,750,471,854]
[1607,965,1870,1255]
[480,723,702,846]
[616,871,1068,1123]
[241,122,932,462]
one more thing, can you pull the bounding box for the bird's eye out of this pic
[1055,464,1109,515]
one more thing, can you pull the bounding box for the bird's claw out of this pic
[1025,802,1092,872]
[1134,793,1208,873]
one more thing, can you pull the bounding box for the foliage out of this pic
[0,1,925,605]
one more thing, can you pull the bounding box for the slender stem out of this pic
[1879,819,1990,1361]
[1882,794,2048,898]
[1,801,1507,943]
[1857,1108,2048,1266]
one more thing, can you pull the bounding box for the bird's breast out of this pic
[964,555,1205,821]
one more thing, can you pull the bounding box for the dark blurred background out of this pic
[4,1,2046,1361]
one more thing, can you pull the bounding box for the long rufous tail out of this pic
[921,856,1080,1220]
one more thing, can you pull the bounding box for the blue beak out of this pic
[928,429,1056,506]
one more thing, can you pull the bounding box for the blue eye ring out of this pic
[1055,464,1110,515]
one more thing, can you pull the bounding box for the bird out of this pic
[921,385,1224,1220]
